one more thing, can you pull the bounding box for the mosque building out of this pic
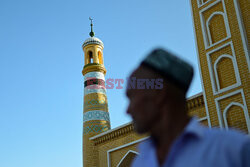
[81,0,249,166]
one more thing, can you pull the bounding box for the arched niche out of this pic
[223,102,249,133]
[206,12,230,45]
[87,50,93,64]
[213,54,239,91]
[98,50,103,64]
[116,150,138,167]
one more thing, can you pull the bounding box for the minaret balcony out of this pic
[82,63,106,75]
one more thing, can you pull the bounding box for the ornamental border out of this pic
[83,110,110,123]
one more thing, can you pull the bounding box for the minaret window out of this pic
[98,51,103,64]
[88,51,93,63]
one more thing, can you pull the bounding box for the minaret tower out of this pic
[82,18,111,167]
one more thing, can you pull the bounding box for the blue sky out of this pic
[0,0,201,166]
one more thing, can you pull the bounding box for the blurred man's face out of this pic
[126,66,164,134]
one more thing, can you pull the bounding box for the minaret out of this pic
[82,18,111,167]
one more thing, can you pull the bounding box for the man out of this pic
[126,49,250,167]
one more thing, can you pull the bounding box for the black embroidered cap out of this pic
[141,48,194,93]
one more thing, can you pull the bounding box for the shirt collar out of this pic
[138,117,204,152]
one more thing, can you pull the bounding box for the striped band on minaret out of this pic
[84,71,105,81]
[84,72,106,95]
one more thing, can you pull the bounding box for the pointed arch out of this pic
[206,11,230,45]
[201,0,210,4]
[87,50,93,64]
[197,0,211,7]
[116,150,138,167]
[213,54,240,91]
[223,102,250,133]
[98,50,103,64]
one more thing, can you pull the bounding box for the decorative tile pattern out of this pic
[83,110,110,123]
[83,125,110,134]
[84,86,107,95]
[84,98,106,106]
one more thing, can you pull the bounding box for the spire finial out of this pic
[89,17,95,37]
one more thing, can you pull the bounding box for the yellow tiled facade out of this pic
[82,1,249,166]
[191,0,249,131]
